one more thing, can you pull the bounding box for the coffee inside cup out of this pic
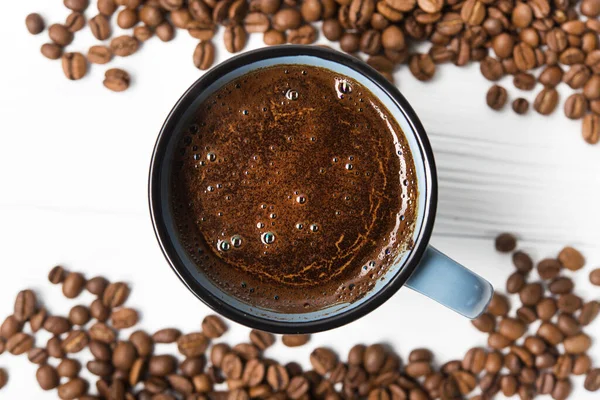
[170,64,418,313]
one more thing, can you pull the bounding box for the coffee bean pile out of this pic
[25,0,600,144]
[0,241,599,398]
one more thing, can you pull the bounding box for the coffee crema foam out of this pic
[171,65,418,313]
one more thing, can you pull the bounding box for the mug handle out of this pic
[405,246,494,319]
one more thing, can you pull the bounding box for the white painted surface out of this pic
[0,2,599,398]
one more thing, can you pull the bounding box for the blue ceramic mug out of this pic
[149,45,493,333]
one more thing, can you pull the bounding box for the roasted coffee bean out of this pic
[36,364,59,390]
[134,25,154,42]
[112,341,137,371]
[300,0,322,22]
[480,57,504,81]
[26,13,45,35]
[558,246,585,270]
[166,374,193,395]
[288,25,318,44]
[381,25,405,52]
[57,358,81,378]
[224,24,247,53]
[44,316,71,335]
[87,360,114,377]
[579,300,600,325]
[211,343,230,367]
[548,277,573,294]
[244,12,270,33]
[139,5,164,27]
[499,318,527,340]
[49,24,74,47]
[149,355,177,376]
[572,354,591,376]
[488,332,512,349]
[30,308,47,333]
[58,378,88,400]
[486,84,507,110]
[102,282,129,307]
[144,376,168,393]
[192,41,215,71]
[241,358,265,386]
[28,347,49,364]
[362,344,386,374]
[552,379,572,400]
[87,46,112,64]
[65,12,86,32]
[111,307,138,328]
[222,353,243,379]
[249,330,275,350]
[174,332,208,358]
[89,14,111,40]
[68,305,90,326]
[272,8,302,31]
[489,292,510,316]
[47,336,65,359]
[430,46,456,64]
[360,30,382,55]
[557,293,583,313]
[563,332,592,354]
[523,336,546,355]
[282,334,310,347]
[62,272,86,298]
[462,347,487,374]
[583,113,600,144]
[84,276,108,296]
[40,43,62,59]
[506,272,526,293]
[407,348,432,363]
[537,322,564,345]
[537,258,561,280]
[287,376,309,399]
[90,299,110,322]
[513,42,536,71]
[539,65,564,88]
[321,19,342,41]
[62,330,89,353]
[534,87,559,115]
[472,312,496,332]
[564,93,588,119]
[180,357,205,377]
[340,33,360,53]
[504,352,523,374]
[585,368,600,391]
[409,53,435,81]
[89,322,116,343]
[151,328,180,344]
[0,315,23,340]
[156,22,175,42]
[563,65,591,89]
[267,364,289,391]
[516,306,537,324]
[64,0,88,12]
[533,296,555,321]
[561,48,586,65]
[264,29,286,45]
[583,76,600,101]
[483,351,503,374]
[192,373,213,393]
[117,8,138,29]
[512,72,535,90]
[14,289,36,322]
[536,352,557,369]
[510,251,532,273]
[111,36,139,57]
[586,50,600,73]
[98,0,117,16]
[233,343,260,360]
[512,98,529,114]
[405,361,432,378]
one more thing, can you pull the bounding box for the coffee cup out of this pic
[149,45,493,333]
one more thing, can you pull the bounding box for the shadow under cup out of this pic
[149,46,437,334]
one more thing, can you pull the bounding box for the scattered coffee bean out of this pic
[26,13,45,35]
[28,347,49,364]
[178,332,209,357]
[62,272,86,297]
[110,307,138,328]
[582,113,600,144]
[49,24,73,46]
[29,308,47,333]
[409,53,435,81]
[57,358,81,378]
[44,316,71,335]
[520,282,543,306]
[202,315,228,338]
[103,282,129,307]
[534,87,559,115]
[585,368,600,391]
[62,330,89,353]
[87,46,112,65]
[249,329,275,350]
[282,334,310,347]
[57,377,88,399]
[559,246,585,270]
[512,98,529,114]
[36,364,59,390]
[486,85,508,110]
[110,36,139,57]
[47,336,65,359]
[103,68,131,92]
[65,12,86,32]
[14,290,37,322]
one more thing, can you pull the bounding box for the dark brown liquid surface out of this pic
[171,65,418,313]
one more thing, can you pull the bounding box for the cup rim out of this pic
[148,45,438,334]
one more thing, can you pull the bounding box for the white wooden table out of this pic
[0,2,598,398]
